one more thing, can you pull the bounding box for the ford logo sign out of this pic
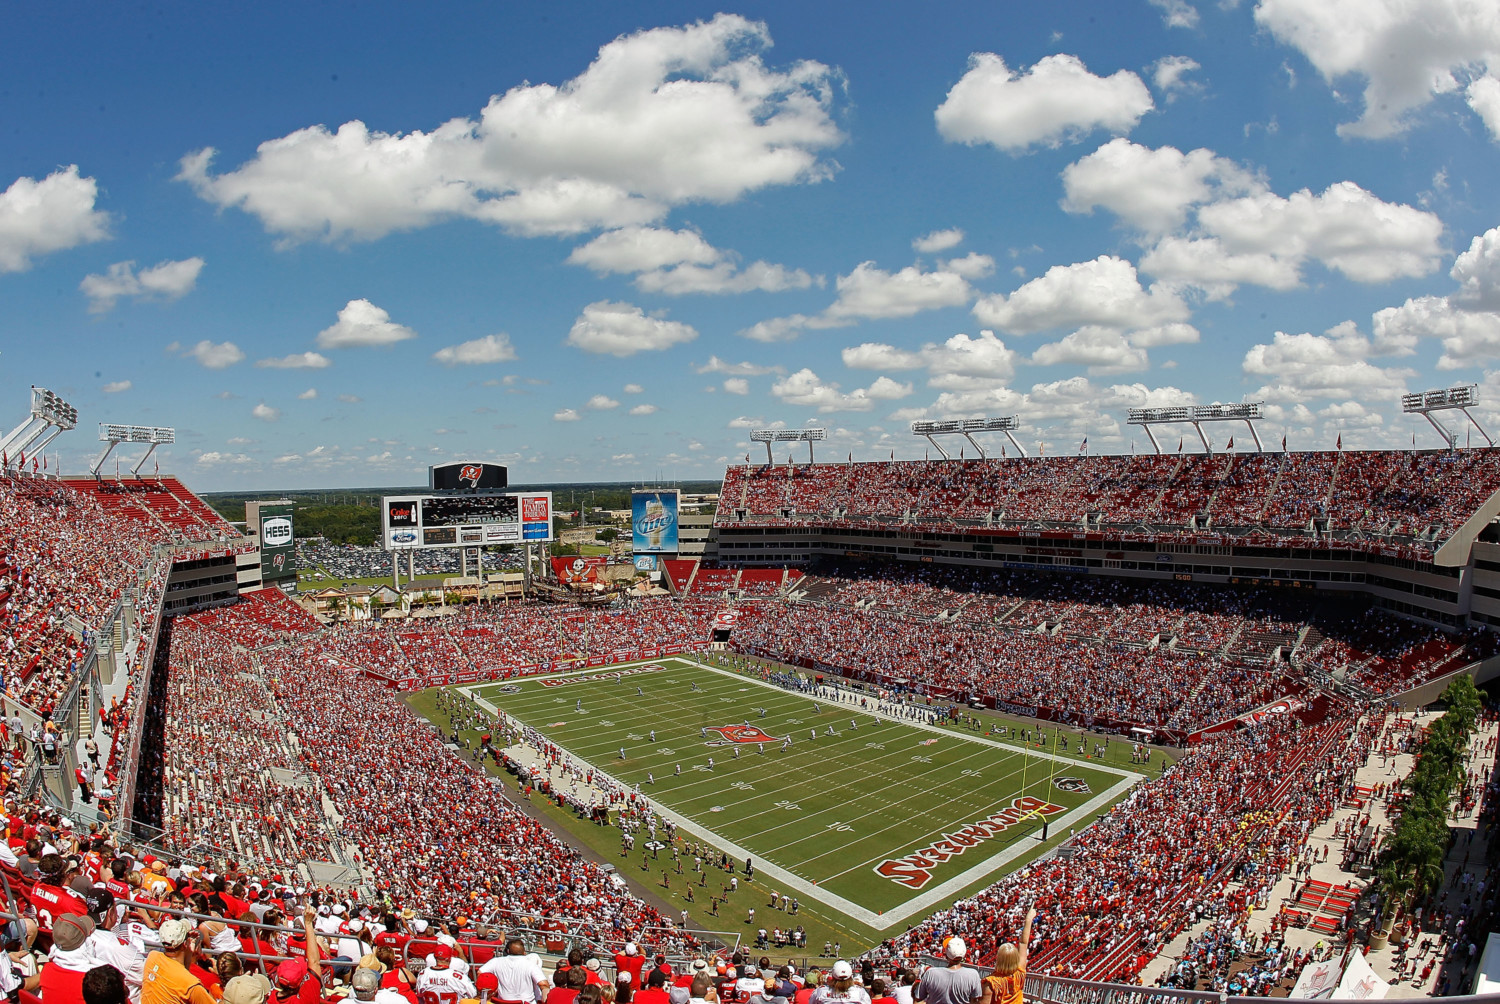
[391,531,417,543]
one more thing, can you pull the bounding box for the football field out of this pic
[461,658,1141,929]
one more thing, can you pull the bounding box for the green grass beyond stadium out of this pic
[410,658,1145,950]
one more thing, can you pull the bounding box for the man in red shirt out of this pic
[633,970,671,1004]
[31,855,90,934]
[613,945,646,989]
[373,914,413,966]
[39,914,95,1004]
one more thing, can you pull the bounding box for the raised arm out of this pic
[1018,907,1036,970]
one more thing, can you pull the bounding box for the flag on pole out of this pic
[1078,436,1087,454]
[1336,433,1342,450]
[1281,434,1287,451]
[1001,445,1007,458]
[1226,436,1234,450]
[1177,438,1183,453]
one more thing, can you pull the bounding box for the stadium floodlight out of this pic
[1,386,79,472]
[90,423,177,476]
[1127,401,1264,455]
[749,427,826,464]
[912,415,1025,459]
[1402,384,1491,449]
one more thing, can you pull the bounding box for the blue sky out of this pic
[4,1,1500,489]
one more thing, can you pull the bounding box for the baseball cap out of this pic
[625,942,639,956]
[223,975,273,1004]
[352,969,382,999]
[944,937,967,960]
[276,959,309,987]
[412,919,429,934]
[477,974,500,995]
[432,945,454,962]
[52,914,95,951]
[585,958,601,972]
[158,918,193,949]
[830,962,853,980]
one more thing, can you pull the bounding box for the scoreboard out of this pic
[381,492,552,550]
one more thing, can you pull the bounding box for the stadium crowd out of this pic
[720,450,1500,549]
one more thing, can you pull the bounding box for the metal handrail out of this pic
[1022,971,1500,1004]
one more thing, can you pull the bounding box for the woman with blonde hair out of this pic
[979,908,1035,1004]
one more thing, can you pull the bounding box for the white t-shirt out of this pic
[810,988,873,1004]
[480,954,547,1003]
[415,966,477,1002]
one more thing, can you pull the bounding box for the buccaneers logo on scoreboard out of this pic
[704,724,784,747]
[459,465,484,488]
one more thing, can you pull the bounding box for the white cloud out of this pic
[1254,0,1500,139]
[723,377,750,395]
[693,356,785,376]
[565,300,697,356]
[553,408,581,422]
[80,257,204,313]
[0,166,110,273]
[1151,56,1202,99]
[317,298,418,349]
[843,330,1019,390]
[913,228,965,254]
[1470,75,1500,140]
[1030,326,1150,375]
[252,402,281,422]
[102,380,132,394]
[568,226,720,273]
[338,393,362,403]
[196,451,255,466]
[569,226,813,295]
[298,388,318,400]
[1061,138,1259,235]
[635,259,815,295]
[940,252,995,280]
[432,333,517,365]
[1148,0,1200,28]
[586,394,620,410]
[257,351,331,369]
[1243,322,1414,400]
[739,314,813,343]
[1140,181,1444,294]
[623,383,644,393]
[629,403,658,416]
[177,15,843,242]
[824,261,973,322]
[974,255,1189,334]
[771,368,912,413]
[935,53,1153,153]
[180,339,245,369]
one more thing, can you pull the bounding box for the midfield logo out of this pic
[704,724,783,746]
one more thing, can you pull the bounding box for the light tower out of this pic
[749,427,826,465]
[1401,385,1491,449]
[1127,402,1264,454]
[911,417,1027,459]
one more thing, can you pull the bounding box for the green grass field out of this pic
[461,658,1141,930]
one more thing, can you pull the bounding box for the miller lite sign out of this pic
[430,461,508,492]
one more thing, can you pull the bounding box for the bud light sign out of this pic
[632,490,679,554]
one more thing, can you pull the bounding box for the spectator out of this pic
[978,908,1034,1004]
[142,919,216,1004]
[83,966,131,1004]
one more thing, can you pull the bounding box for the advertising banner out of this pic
[633,554,658,571]
[632,489,679,554]
[519,493,553,542]
[258,504,296,584]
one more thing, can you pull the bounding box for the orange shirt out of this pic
[142,951,218,1004]
[983,970,1024,1004]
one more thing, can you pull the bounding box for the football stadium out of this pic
[6,6,1500,1004]
[2,376,1499,1001]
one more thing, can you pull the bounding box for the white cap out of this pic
[586,959,601,971]
[944,937,967,960]
[831,962,853,980]
[412,920,429,934]
[625,943,638,956]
